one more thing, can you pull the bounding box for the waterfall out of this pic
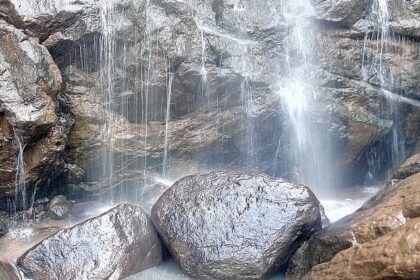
[362,0,407,182]
[278,1,335,193]
[13,131,27,214]
[162,72,174,179]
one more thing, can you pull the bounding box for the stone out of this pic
[393,153,420,180]
[303,218,420,280]
[47,195,71,220]
[287,171,420,280]
[152,171,321,280]
[18,204,163,280]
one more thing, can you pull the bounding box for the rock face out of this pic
[18,204,163,280]
[287,155,420,279]
[303,217,420,280]
[0,0,418,203]
[0,17,73,207]
[152,172,321,280]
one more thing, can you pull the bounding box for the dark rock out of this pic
[152,171,321,280]
[34,198,49,207]
[0,218,8,236]
[18,203,163,280]
[47,195,71,220]
[0,0,22,28]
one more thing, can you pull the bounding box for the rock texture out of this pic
[18,204,163,280]
[0,0,418,202]
[0,18,73,204]
[287,155,420,279]
[47,195,71,220]
[393,153,420,179]
[152,172,321,280]
[303,217,420,280]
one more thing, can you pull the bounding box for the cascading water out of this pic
[278,1,336,194]
[13,131,27,215]
[162,72,174,179]
[362,0,408,182]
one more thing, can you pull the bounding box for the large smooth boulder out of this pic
[303,217,420,280]
[18,204,163,280]
[287,162,420,279]
[152,171,321,280]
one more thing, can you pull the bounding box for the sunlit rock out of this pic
[303,217,420,280]
[152,171,321,280]
[287,167,420,279]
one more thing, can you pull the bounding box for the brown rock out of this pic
[0,20,72,204]
[303,218,420,280]
[287,172,420,279]
[393,153,420,180]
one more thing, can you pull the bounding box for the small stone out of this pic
[48,195,71,220]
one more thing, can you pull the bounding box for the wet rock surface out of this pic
[152,172,321,280]
[18,203,163,280]
[0,0,418,202]
[287,157,420,279]
[0,18,73,205]
[303,217,420,280]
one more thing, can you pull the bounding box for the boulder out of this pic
[303,218,420,280]
[152,171,321,280]
[47,195,71,220]
[18,204,163,280]
[287,169,420,279]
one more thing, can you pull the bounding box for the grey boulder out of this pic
[18,203,163,280]
[47,195,71,220]
[152,171,321,280]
